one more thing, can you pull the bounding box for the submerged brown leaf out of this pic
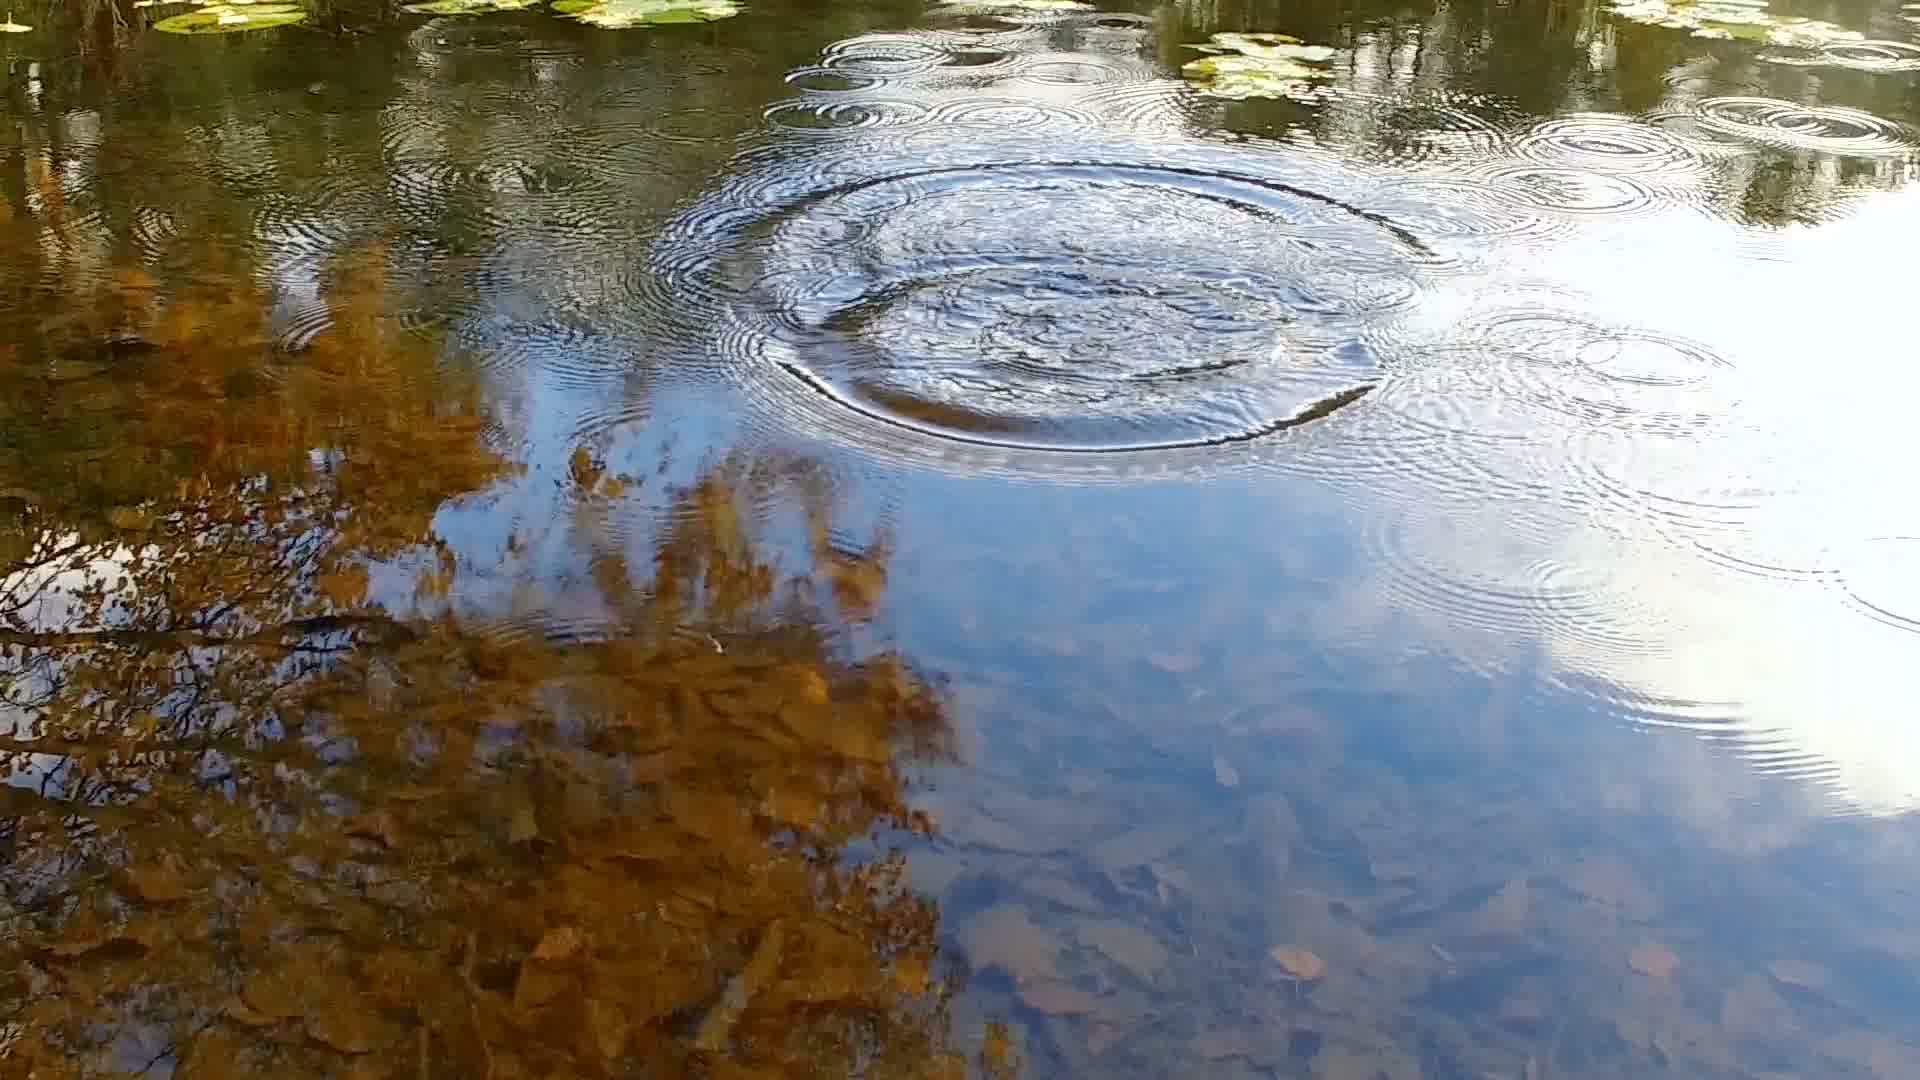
[1269,945,1326,981]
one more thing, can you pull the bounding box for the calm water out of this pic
[4,0,1920,1075]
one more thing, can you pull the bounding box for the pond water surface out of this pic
[4,0,1920,1075]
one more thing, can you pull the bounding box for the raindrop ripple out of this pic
[648,132,1440,465]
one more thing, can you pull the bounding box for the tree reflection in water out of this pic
[0,243,1015,1080]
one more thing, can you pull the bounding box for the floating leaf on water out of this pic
[1180,31,1337,100]
[403,0,534,12]
[1018,979,1099,1015]
[152,3,307,32]
[1608,0,1868,54]
[1628,942,1679,978]
[1187,32,1336,61]
[550,0,740,29]
[1269,945,1326,981]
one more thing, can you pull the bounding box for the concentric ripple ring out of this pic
[651,134,1439,459]
[1694,97,1918,157]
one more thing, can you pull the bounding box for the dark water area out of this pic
[4,0,1920,1075]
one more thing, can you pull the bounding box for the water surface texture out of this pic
[4,0,1920,1075]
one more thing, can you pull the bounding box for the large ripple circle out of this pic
[650,133,1434,460]
[1694,97,1918,157]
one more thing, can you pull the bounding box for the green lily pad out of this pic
[153,2,308,32]
[1187,32,1336,62]
[1609,0,1864,51]
[551,0,739,28]
[1180,31,1337,100]
[404,0,535,12]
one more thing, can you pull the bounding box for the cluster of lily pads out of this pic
[135,0,739,32]
[1608,0,1857,46]
[1180,32,1338,101]
[1610,0,1920,72]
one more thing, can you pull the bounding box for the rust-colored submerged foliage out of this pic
[0,246,1003,1079]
